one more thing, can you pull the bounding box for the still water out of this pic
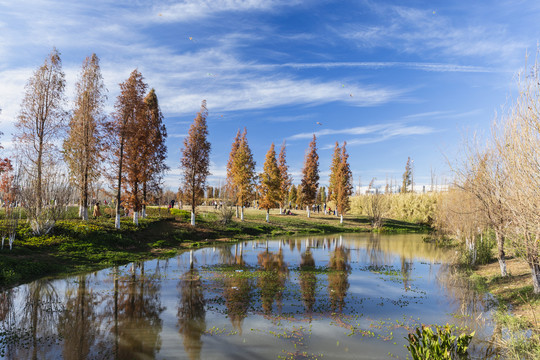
[0,233,497,359]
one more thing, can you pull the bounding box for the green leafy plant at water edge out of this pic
[405,324,474,360]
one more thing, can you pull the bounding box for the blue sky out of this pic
[1,0,539,191]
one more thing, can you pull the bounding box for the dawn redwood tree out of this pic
[401,157,413,193]
[63,53,106,221]
[300,135,319,218]
[140,89,168,218]
[259,143,281,222]
[109,69,147,228]
[14,48,66,211]
[335,142,353,223]
[180,100,211,226]
[288,184,297,208]
[277,141,291,214]
[230,128,256,221]
[226,129,241,217]
[328,141,341,211]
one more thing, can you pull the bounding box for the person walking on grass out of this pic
[93,202,101,218]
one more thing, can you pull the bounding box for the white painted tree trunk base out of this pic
[115,214,121,229]
[236,206,239,218]
[82,206,88,221]
[191,211,196,226]
[306,206,310,218]
[498,258,508,277]
[266,212,269,223]
[142,208,146,218]
[241,207,244,221]
[279,207,282,215]
[340,214,343,224]
[133,211,139,226]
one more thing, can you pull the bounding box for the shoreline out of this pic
[0,208,429,291]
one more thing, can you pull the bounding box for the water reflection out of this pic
[299,250,317,316]
[177,268,205,360]
[328,245,350,313]
[0,233,498,359]
[59,275,102,360]
[222,243,252,334]
[109,263,164,359]
[257,245,289,315]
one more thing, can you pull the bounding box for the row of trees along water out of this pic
[0,48,354,238]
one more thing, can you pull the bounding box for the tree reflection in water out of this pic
[108,262,164,359]
[299,249,317,317]
[177,268,206,360]
[257,247,289,315]
[328,243,351,313]
[223,243,253,334]
[58,275,103,360]
[6,279,62,360]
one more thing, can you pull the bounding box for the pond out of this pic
[0,233,498,359]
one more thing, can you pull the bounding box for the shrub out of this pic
[406,324,474,360]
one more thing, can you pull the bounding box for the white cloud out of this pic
[153,0,299,23]
[287,123,436,149]
[339,3,527,61]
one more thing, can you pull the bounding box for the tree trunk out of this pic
[340,214,343,224]
[530,258,540,294]
[191,211,196,226]
[495,232,507,277]
[115,137,125,230]
[266,210,269,223]
[142,182,147,218]
[81,206,88,221]
[236,205,239,218]
[279,206,282,215]
[133,210,139,226]
[306,206,310,218]
[241,206,244,221]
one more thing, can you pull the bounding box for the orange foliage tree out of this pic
[63,53,106,221]
[180,100,211,226]
[277,141,292,214]
[108,69,147,228]
[300,135,319,218]
[228,128,256,221]
[258,143,281,222]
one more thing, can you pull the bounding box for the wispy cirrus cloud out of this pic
[338,3,526,61]
[289,123,436,149]
[153,0,301,23]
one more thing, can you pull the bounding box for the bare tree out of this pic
[494,55,540,292]
[13,48,66,213]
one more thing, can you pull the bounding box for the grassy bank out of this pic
[0,206,428,290]
[467,257,540,359]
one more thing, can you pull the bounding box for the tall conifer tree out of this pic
[140,89,168,218]
[230,128,256,221]
[335,142,353,223]
[64,53,106,221]
[259,143,281,222]
[300,135,319,218]
[180,100,211,226]
[328,141,341,207]
[277,141,292,214]
[109,69,147,228]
